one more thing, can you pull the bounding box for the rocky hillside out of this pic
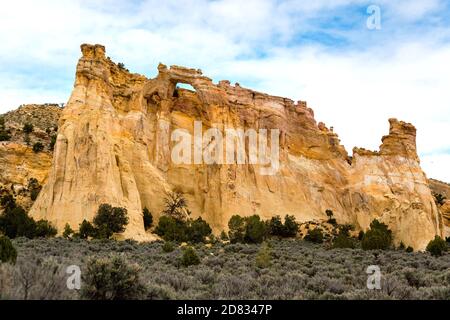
[430,178,450,199]
[22,43,444,249]
[429,178,450,238]
[0,104,62,210]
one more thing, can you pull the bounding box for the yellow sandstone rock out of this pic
[26,44,444,249]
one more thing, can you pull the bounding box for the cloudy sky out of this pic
[0,0,449,181]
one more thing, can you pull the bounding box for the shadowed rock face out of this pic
[29,44,444,248]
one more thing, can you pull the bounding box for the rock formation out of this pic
[27,44,444,248]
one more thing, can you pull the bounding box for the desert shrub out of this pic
[28,178,42,201]
[358,230,365,241]
[404,269,427,288]
[81,255,146,300]
[283,215,299,237]
[255,242,272,269]
[23,123,33,134]
[34,220,57,238]
[155,216,187,242]
[0,206,36,238]
[4,236,450,299]
[32,142,44,153]
[227,215,267,244]
[143,208,153,231]
[49,135,57,151]
[0,131,11,141]
[426,236,448,257]
[118,62,127,70]
[332,232,355,249]
[79,220,96,239]
[0,194,16,211]
[244,215,267,244]
[155,216,211,243]
[0,117,10,141]
[0,235,17,264]
[304,228,324,244]
[62,223,74,239]
[180,247,200,267]
[361,220,392,250]
[433,193,446,206]
[228,215,245,243]
[162,241,175,253]
[268,215,299,238]
[220,230,229,241]
[93,204,129,239]
[267,216,284,236]
[188,217,212,243]
[0,256,73,300]
[327,218,337,225]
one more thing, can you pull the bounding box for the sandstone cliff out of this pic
[28,44,444,249]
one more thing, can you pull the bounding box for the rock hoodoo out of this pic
[28,44,444,248]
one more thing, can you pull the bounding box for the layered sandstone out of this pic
[29,44,444,248]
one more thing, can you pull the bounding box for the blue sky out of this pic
[0,0,449,181]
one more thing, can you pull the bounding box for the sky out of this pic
[0,0,449,181]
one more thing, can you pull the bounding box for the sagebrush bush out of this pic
[0,235,17,264]
[255,242,272,268]
[81,255,146,300]
[4,236,450,300]
[162,241,175,253]
[180,247,200,267]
